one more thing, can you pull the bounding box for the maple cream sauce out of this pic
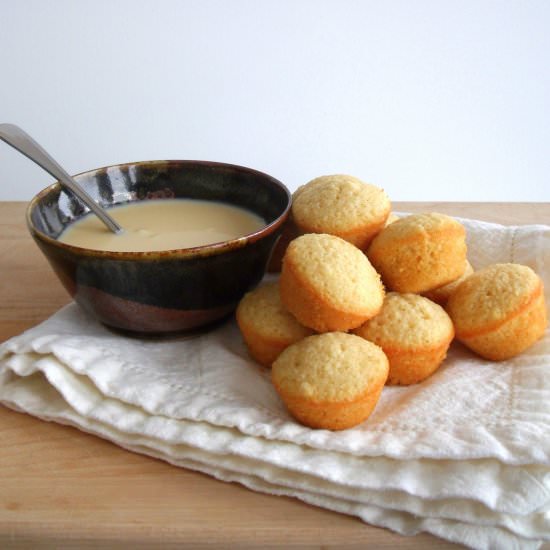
[58,199,266,252]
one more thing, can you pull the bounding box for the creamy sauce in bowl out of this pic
[58,199,266,252]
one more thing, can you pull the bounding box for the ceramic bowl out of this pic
[27,160,291,334]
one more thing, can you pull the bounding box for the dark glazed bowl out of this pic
[27,160,291,334]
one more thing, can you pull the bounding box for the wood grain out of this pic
[1,201,548,549]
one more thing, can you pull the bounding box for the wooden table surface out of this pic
[1,201,548,549]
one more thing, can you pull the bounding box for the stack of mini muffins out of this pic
[236,175,548,431]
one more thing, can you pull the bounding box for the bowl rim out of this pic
[26,159,292,260]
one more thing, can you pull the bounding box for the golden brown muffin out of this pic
[422,260,474,306]
[280,233,385,332]
[291,175,391,250]
[447,263,547,360]
[272,332,389,430]
[367,212,467,293]
[353,292,454,385]
[236,281,314,367]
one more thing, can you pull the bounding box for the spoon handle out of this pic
[0,123,122,234]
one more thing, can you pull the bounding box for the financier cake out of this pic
[367,212,467,293]
[236,281,314,367]
[447,263,547,360]
[280,233,385,332]
[291,174,391,250]
[272,332,389,430]
[353,293,455,385]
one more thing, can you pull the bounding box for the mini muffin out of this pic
[291,175,391,250]
[236,281,314,367]
[367,213,467,293]
[280,233,385,332]
[353,293,454,385]
[447,263,547,360]
[272,332,389,430]
[422,260,474,306]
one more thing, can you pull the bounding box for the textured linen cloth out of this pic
[1,216,549,549]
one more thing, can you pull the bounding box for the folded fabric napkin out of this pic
[1,216,549,549]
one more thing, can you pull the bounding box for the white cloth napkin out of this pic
[1,216,549,549]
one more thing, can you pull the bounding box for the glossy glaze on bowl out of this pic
[27,160,291,334]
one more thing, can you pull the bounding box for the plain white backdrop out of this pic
[1,0,549,201]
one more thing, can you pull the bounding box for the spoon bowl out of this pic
[26,159,291,334]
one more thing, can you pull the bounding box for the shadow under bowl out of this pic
[26,160,291,334]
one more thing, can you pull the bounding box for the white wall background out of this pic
[1,0,549,201]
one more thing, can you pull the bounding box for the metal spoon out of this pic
[0,123,122,234]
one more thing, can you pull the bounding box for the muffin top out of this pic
[237,281,313,340]
[369,212,465,246]
[447,263,544,336]
[272,332,389,402]
[284,233,384,313]
[292,175,390,234]
[354,292,454,349]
